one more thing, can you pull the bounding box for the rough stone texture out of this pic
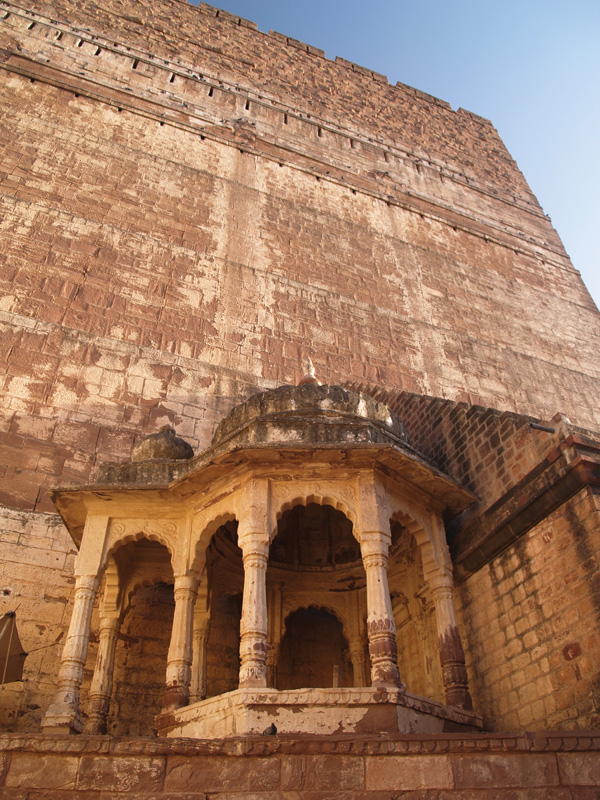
[0,732,598,797]
[0,0,599,761]
[457,486,600,731]
[106,583,174,736]
[0,0,598,520]
[0,507,77,731]
[130,426,194,463]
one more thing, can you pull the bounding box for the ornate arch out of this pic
[388,507,450,584]
[102,532,175,616]
[282,600,350,633]
[105,519,177,565]
[191,511,238,575]
[271,482,358,542]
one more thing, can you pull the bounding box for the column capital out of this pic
[74,574,101,593]
[98,612,120,630]
[238,531,269,559]
[173,573,199,593]
[357,473,391,532]
[360,530,391,560]
[238,479,269,533]
[428,571,455,596]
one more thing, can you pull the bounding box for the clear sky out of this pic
[190,0,599,310]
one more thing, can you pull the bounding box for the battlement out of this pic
[4,0,533,203]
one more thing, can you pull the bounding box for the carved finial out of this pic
[299,357,321,386]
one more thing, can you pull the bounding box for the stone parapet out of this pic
[156,687,482,739]
[0,731,598,797]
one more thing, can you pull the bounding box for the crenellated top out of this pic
[8,0,541,205]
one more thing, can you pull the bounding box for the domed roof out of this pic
[131,425,194,462]
[211,383,409,450]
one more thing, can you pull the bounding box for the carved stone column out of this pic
[84,613,120,734]
[430,573,473,710]
[163,574,198,712]
[361,532,403,688]
[189,614,210,704]
[266,582,282,688]
[42,574,100,733]
[238,532,269,688]
[348,638,368,686]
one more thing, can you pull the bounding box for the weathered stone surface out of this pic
[304,755,364,790]
[0,732,597,797]
[5,753,79,789]
[130,426,194,463]
[76,755,165,792]
[164,755,280,793]
[451,753,559,788]
[557,751,600,785]
[0,0,599,762]
[365,754,453,791]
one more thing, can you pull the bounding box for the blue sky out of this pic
[191,1,599,310]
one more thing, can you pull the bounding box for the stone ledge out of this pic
[0,731,599,797]
[1,730,599,755]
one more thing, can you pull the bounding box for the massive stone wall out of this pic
[0,0,599,739]
[457,486,600,731]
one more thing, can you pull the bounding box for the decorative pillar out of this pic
[361,532,403,688]
[430,573,473,710]
[266,582,282,688]
[189,614,210,704]
[163,573,198,712]
[238,532,269,688]
[348,638,368,686]
[42,574,100,733]
[84,613,120,734]
[266,644,279,688]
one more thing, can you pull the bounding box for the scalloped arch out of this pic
[282,602,350,636]
[122,573,175,617]
[390,510,438,577]
[274,494,356,542]
[106,528,175,564]
[191,512,238,573]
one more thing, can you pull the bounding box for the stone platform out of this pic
[157,687,482,738]
[0,730,599,798]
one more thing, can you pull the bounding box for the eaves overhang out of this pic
[51,439,477,548]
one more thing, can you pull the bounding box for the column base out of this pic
[83,716,108,735]
[239,676,268,689]
[370,661,405,689]
[445,686,473,711]
[162,684,189,713]
[41,706,83,735]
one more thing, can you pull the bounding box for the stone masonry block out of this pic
[305,755,364,790]
[76,754,165,792]
[164,755,280,793]
[365,755,453,791]
[451,753,559,788]
[5,753,79,790]
[557,752,600,786]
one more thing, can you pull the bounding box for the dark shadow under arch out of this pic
[278,606,353,690]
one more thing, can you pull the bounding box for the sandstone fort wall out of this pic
[0,0,599,739]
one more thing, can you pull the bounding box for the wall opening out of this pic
[267,503,368,689]
[278,606,352,690]
[204,520,243,698]
[108,580,174,735]
[388,520,443,701]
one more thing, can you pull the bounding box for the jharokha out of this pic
[0,0,599,797]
